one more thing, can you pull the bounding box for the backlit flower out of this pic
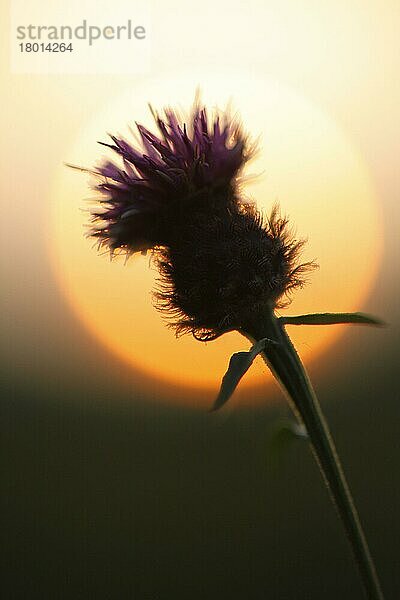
[71,100,385,600]
[79,102,314,340]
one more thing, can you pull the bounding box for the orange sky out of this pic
[1,0,398,408]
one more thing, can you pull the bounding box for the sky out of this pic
[1,0,399,407]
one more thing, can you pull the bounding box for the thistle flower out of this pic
[80,104,314,341]
[89,105,252,254]
[72,100,385,600]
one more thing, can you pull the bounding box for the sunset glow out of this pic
[50,72,382,404]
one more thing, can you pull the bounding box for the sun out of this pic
[49,70,382,406]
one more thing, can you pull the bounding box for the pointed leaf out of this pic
[211,338,274,412]
[279,312,385,327]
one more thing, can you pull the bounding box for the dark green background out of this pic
[2,260,399,599]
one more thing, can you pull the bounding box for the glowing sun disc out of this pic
[50,70,382,404]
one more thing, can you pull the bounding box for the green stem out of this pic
[242,310,384,600]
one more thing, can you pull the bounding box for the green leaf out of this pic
[266,420,308,471]
[279,312,385,327]
[211,338,275,412]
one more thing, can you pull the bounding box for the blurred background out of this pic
[1,0,399,598]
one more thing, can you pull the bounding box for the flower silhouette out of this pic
[77,104,314,340]
[71,99,384,600]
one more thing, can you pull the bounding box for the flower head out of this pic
[155,204,312,340]
[87,104,253,254]
[77,101,315,341]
